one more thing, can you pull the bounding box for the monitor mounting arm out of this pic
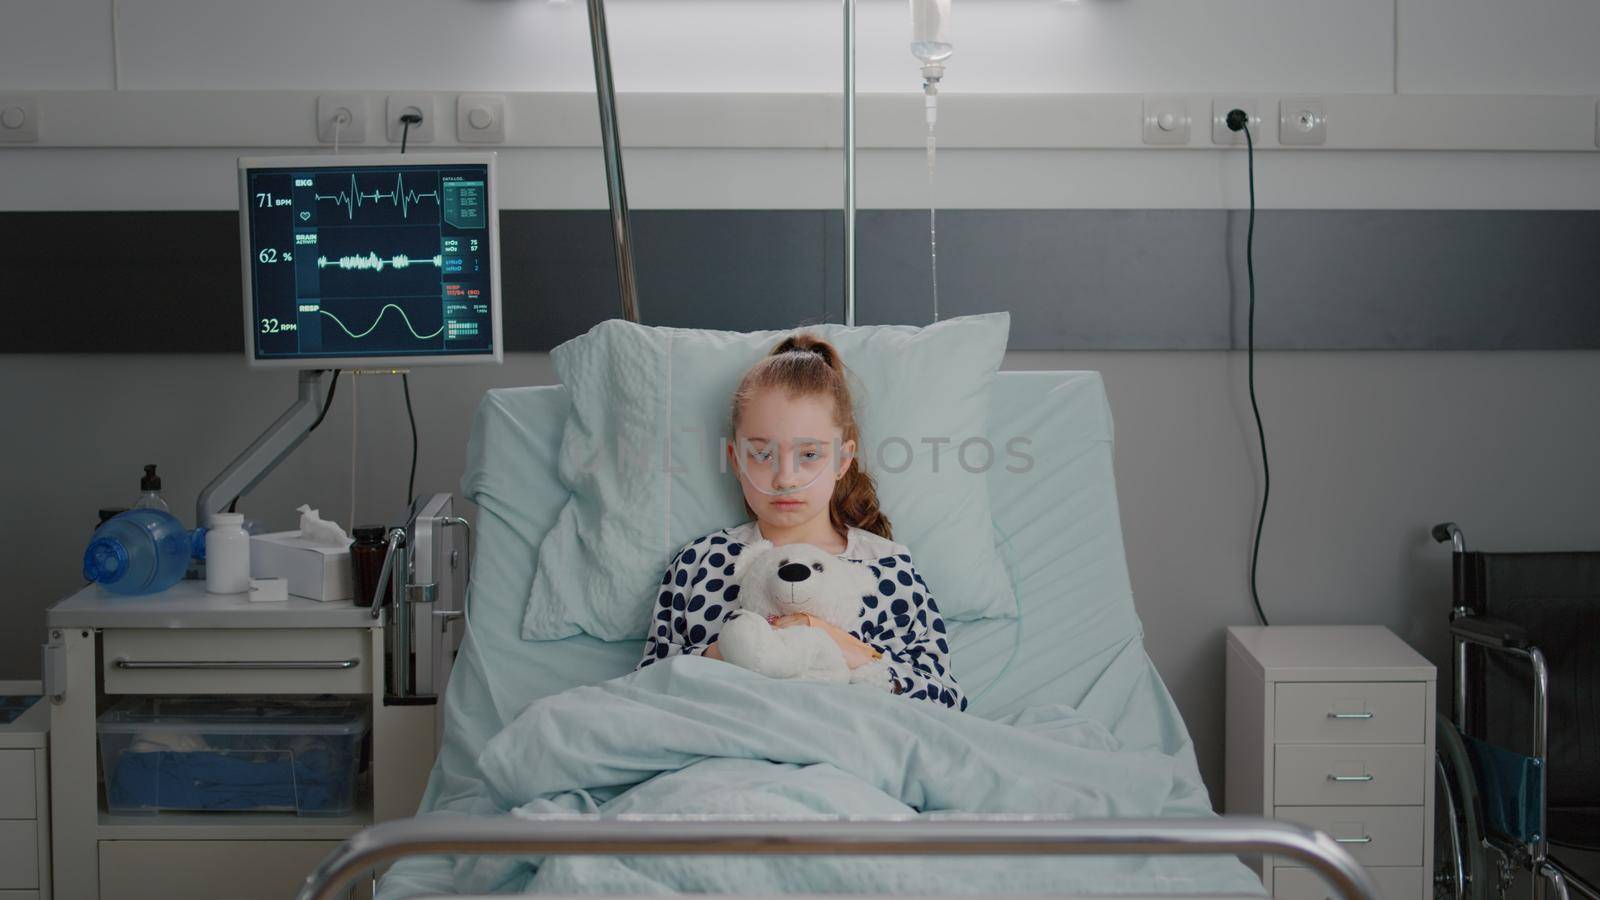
[195,369,328,527]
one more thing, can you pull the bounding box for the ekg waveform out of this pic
[317,252,444,272]
[318,304,445,341]
[313,173,441,221]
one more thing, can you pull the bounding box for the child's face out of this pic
[729,388,855,530]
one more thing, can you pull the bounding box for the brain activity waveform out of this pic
[313,172,440,221]
[318,304,445,341]
[317,252,444,272]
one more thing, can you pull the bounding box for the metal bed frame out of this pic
[296,817,1381,900]
[293,6,1390,899]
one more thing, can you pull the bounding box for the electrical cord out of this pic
[308,369,342,433]
[402,373,418,513]
[1226,108,1272,628]
[396,113,422,514]
[399,113,421,154]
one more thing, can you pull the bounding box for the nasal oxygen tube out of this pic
[735,440,839,497]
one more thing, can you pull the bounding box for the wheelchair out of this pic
[1431,522,1600,900]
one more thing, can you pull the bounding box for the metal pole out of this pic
[585,0,641,324]
[843,0,857,326]
[296,817,1380,900]
[1526,646,1550,868]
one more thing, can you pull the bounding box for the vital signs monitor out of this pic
[238,153,503,367]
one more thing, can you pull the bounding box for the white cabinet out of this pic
[0,682,49,900]
[1226,626,1436,900]
[45,583,439,900]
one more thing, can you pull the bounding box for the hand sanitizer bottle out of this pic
[132,464,170,513]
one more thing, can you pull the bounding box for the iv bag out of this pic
[910,0,953,73]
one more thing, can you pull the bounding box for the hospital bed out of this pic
[296,366,1375,900]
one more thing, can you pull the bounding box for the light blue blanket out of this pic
[423,656,1262,895]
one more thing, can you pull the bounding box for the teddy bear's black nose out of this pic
[777,562,812,583]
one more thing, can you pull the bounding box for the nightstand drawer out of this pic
[103,628,370,695]
[1274,805,1424,866]
[1275,682,1426,744]
[1274,744,1426,805]
[0,821,37,890]
[99,839,369,900]
[1275,865,1421,900]
[0,751,34,819]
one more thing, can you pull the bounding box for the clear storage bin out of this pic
[98,696,367,815]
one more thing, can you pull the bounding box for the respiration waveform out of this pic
[317,304,445,341]
[317,252,444,272]
[313,173,440,221]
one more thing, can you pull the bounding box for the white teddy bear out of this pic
[717,539,895,691]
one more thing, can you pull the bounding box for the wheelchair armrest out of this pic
[1450,615,1533,652]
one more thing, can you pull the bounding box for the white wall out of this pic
[9,0,1600,95]
[4,0,1600,804]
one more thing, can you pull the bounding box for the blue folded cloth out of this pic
[109,743,356,813]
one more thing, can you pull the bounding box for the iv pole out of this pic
[581,0,858,327]
[585,0,642,325]
[843,0,857,326]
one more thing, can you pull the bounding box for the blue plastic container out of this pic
[83,509,201,596]
[98,697,368,815]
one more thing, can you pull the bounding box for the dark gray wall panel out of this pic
[507,210,834,345]
[5,211,247,353]
[1245,210,1600,350]
[4,209,1598,352]
[856,209,1235,348]
[858,209,1600,349]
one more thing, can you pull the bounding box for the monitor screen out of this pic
[238,153,502,367]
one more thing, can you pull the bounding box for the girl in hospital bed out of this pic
[636,333,966,711]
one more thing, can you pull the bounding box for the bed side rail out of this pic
[295,815,1379,900]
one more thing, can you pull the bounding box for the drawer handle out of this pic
[1327,774,1375,783]
[113,658,360,671]
[1327,712,1374,719]
[1334,836,1373,844]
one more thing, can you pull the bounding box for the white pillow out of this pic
[522,313,1016,642]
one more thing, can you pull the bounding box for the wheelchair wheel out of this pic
[1437,714,1490,900]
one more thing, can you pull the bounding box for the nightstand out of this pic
[43,582,439,900]
[0,680,50,900]
[1226,626,1436,900]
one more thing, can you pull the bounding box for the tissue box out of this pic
[249,531,353,602]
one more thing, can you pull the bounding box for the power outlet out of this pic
[457,93,507,144]
[1142,97,1190,145]
[317,94,367,144]
[386,94,436,144]
[1212,98,1261,146]
[0,95,39,143]
[1279,97,1327,146]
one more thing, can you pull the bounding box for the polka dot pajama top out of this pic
[636,520,967,711]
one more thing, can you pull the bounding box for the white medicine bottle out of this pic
[205,513,251,594]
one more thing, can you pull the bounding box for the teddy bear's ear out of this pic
[729,538,772,584]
